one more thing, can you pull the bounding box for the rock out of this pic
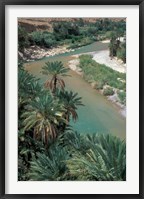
[19,45,73,61]
[117,78,126,83]
[91,82,97,89]
[18,51,25,60]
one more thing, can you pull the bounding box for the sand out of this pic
[92,50,126,73]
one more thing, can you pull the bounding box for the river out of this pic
[25,41,126,139]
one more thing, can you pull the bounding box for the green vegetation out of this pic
[18,18,126,181]
[21,131,126,181]
[109,31,126,63]
[78,54,126,104]
[116,42,126,63]
[30,31,57,48]
[18,18,126,51]
[103,87,114,96]
[118,91,126,105]
[19,62,83,144]
[18,26,30,51]
[79,55,126,89]
[41,61,69,93]
[18,61,82,180]
[18,61,126,181]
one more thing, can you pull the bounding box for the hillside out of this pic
[18,17,126,33]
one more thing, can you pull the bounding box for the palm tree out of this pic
[18,68,42,109]
[26,131,126,181]
[21,91,66,144]
[56,90,84,122]
[41,61,69,93]
[66,133,126,181]
[18,68,43,131]
[28,144,69,181]
[109,31,117,57]
[109,31,121,58]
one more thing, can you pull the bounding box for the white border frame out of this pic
[5,5,139,194]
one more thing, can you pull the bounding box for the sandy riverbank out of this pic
[68,50,126,118]
[92,50,126,73]
[69,49,126,73]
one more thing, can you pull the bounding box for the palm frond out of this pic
[28,144,69,181]
[65,132,126,181]
[41,61,69,77]
[21,91,66,144]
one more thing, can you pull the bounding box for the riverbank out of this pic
[69,49,126,73]
[18,39,110,62]
[92,50,126,73]
[22,42,126,118]
[68,51,126,118]
[18,45,75,62]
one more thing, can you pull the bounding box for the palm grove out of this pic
[18,18,126,181]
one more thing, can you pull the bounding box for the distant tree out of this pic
[30,31,44,46]
[117,42,126,63]
[109,31,121,57]
[53,22,80,40]
[77,18,85,27]
[43,32,56,48]
[18,26,30,51]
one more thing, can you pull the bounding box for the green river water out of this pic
[25,41,126,139]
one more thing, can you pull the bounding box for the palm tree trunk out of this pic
[53,75,57,94]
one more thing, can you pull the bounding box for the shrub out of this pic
[103,87,114,96]
[18,26,30,51]
[31,31,57,48]
[43,32,57,48]
[53,22,80,41]
[96,81,105,90]
[43,37,56,48]
[118,91,126,104]
[117,43,126,63]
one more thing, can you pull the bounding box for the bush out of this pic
[18,26,30,51]
[31,31,57,48]
[118,91,126,104]
[31,31,43,45]
[53,22,80,40]
[117,43,126,63]
[103,87,114,96]
[96,81,105,90]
